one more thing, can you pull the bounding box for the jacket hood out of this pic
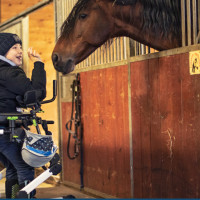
[0,55,16,68]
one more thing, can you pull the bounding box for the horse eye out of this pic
[79,14,87,20]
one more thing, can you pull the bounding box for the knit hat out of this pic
[0,33,22,56]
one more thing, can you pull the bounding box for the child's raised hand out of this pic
[28,47,42,62]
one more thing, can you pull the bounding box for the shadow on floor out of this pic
[36,183,95,199]
[0,178,95,199]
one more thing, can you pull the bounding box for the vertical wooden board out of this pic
[131,60,152,198]
[61,102,81,184]
[193,63,200,198]
[158,54,183,198]
[170,53,190,198]
[176,53,194,197]
[29,3,58,146]
[113,66,131,197]
[130,53,200,198]
[194,68,200,198]
[148,58,162,198]
[80,70,102,190]
[179,53,200,198]
[130,61,143,198]
[80,66,131,198]
[158,53,200,198]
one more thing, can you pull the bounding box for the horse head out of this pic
[52,0,181,74]
[52,0,114,74]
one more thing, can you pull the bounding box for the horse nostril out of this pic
[52,53,59,64]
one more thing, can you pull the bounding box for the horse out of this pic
[52,0,181,74]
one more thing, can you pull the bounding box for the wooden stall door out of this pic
[131,53,200,198]
[61,65,131,198]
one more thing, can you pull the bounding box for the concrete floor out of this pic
[0,178,95,199]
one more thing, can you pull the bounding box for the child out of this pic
[0,32,46,198]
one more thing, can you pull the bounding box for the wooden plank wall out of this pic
[0,0,58,145]
[1,0,43,22]
[61,65,131,198]
[61,101,81,183]
[28,3,58,145]
[131,53,200,198]
[62,52,200,198]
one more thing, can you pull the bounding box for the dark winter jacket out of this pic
[0,59,46,113]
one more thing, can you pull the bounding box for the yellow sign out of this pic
[189,50,200,75]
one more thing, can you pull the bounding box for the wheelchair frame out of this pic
[0,80,63,199]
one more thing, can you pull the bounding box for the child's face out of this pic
[5,43,23,66]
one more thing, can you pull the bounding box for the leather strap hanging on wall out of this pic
[65,73,84,188]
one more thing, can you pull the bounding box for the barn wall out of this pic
[61,65,131,198]
[0,0,43,22]
[2,0,200,198]
[28,3,58,145]
[61,47,200,198]
[0,1,58,144]
[131,52,200,198]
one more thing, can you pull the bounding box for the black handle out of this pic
[41,80,57,104]
[53,80,57,97]
[46,120,54,124]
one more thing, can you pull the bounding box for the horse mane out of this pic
[114,0,181,37]
[61,0,181,38]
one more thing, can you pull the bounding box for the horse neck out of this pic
[108,3,181,50]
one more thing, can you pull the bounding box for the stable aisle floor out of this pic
[0,178,95,199]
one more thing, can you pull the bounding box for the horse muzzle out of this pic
[52,53,75,75]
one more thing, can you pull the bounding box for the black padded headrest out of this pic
[16,89,46,108]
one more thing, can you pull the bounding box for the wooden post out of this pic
[181,0,186,46]
[192,0,197,44]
